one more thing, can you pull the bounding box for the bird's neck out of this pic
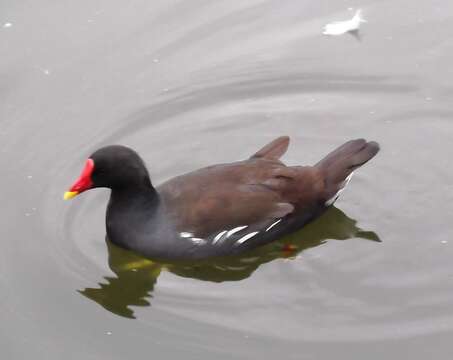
[109,185,159,213]
[106,186,160,249]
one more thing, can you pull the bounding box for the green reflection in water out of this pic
[79,207,380,318]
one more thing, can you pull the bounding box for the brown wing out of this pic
[157,137,325,238]
[157,160,290,237]
[250,136,289,160]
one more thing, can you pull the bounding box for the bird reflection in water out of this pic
[79,206,380,318]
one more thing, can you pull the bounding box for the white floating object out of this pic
[323,9,366,36]
[3,23,12,28]
[35,66,50,75]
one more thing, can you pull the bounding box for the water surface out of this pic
[1,1,453,358]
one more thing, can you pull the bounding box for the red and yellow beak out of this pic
[64,159,95,200]
[63,191,79,200]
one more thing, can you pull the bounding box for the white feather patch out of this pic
[227,225,248,237]
[343,171,354,186]
[266,219,282,232]
[325,193,340,206]
[212,230,228,244]
[180,232,193,238]
[235,232,259,245]
[325,172,354,206]
[323,9,366,36]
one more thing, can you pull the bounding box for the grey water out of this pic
[1,1,453,359]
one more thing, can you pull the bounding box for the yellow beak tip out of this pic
[64,191,78,200]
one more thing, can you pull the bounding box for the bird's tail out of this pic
[315,139,379,205]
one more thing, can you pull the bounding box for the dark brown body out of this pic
[98,136,379,260]
[158,158,324,238]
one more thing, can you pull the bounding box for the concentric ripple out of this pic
[45,72,453,343]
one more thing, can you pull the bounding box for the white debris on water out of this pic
[3,23,12,28]
[34,66,51,75]
[153,58,159,63]
[323,9,366,36]
[441,240,448,244]
[106,331,112,335]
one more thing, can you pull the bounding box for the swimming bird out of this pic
[64,137,379,260]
